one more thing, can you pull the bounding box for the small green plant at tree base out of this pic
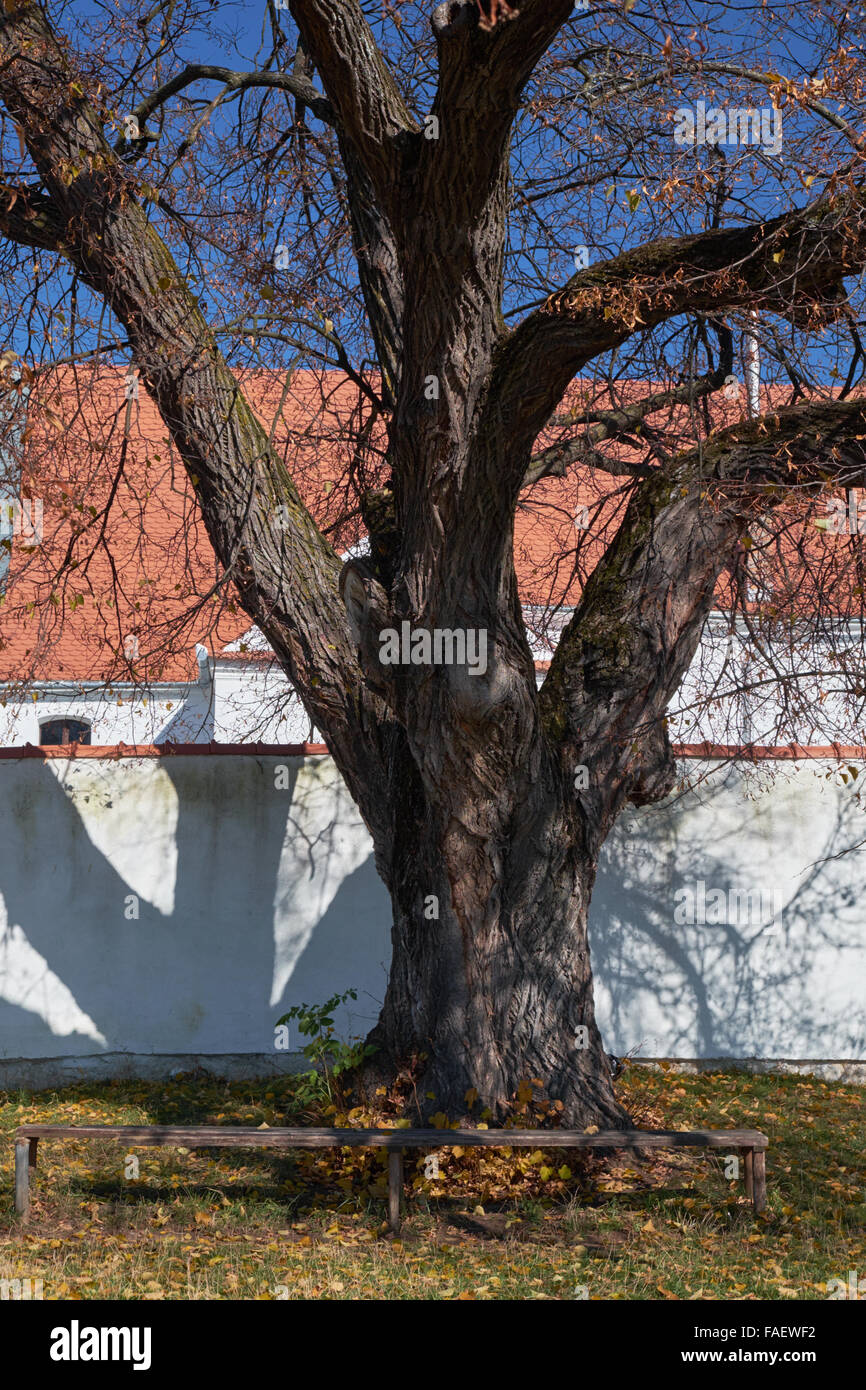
[276,989,377,1109]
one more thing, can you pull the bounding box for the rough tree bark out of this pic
[2,0,866,1126]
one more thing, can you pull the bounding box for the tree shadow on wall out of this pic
[590,763,866,1061]
[0,754,387,1069]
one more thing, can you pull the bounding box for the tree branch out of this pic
[288,0,419,225]
[128,63,335,134]
[492,190,866,499]
[539,395,866,839]
[337,133,403,409]
[0,179,65,252]
[522,323,734,486]
[139,51,405,412]
[420,0,573,233]
[431,0,574,113]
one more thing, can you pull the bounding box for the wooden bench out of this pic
[13,1125,768,1231]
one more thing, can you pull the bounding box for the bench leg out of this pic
[751,1150,767,1215]
[387,1149,404,1234]
[743,1148,754,1201]
[15,1140,30,1221]
[29,1138,38,1172]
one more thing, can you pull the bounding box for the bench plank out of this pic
[15,1124,768,1150]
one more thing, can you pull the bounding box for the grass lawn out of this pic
[1,1067,862,1300]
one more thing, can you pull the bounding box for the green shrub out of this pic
[276,989,377,1109]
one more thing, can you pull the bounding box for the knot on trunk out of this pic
[431,3,476,38]
[360,486,399,588]
[626,720,677,807]
[341,559,517,726]
[339,558,395,700]
[432,1,519,38]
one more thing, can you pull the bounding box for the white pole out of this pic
[744,314,760,417]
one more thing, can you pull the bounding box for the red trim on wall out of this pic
[0,741,330,759]
[675,742,866,760]
[0,740,863,761]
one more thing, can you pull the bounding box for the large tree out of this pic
[2,0,866,1126]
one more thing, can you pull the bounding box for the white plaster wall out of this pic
[0,691,204,746]
[0,754,390,1070]
[0,659,311,747]
[0,753,863,1086]
[594,759,866,1060]
[211,661,316,744]
[0,682,215,746]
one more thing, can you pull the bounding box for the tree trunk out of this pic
[362,740,629,1131]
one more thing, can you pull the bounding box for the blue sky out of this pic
[0,0,862,390]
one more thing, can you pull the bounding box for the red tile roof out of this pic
[0,366,861,683]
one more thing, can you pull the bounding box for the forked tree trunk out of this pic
[6,0,866,1145]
